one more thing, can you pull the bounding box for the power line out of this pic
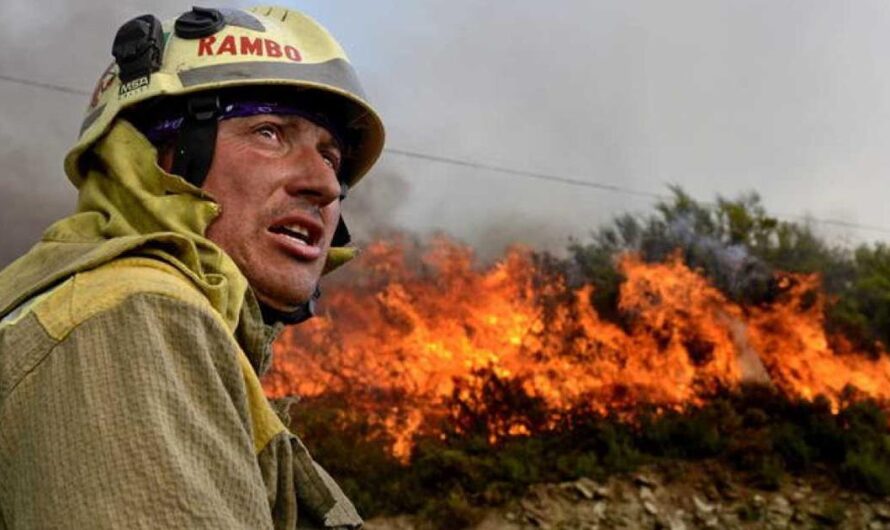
[0,75,664,199]
[387,148,890,236]
[783,215,890,235]
[386,148,666,200]
[2,72,890,235]
[0,73,90,96]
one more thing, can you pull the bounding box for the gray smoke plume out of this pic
[3,1,889,267]
[664,215,775,303]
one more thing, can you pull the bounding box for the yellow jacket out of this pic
[0,121,360,529]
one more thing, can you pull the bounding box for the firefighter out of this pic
[0,6,383,529]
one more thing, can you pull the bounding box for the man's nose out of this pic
[282,147,342,207]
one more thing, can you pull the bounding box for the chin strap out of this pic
[259,285,322,325]
[332,183,352,248]
[171,94,221,187]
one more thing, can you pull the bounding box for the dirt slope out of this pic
[365,461,890,529]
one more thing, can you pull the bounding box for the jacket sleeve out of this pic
[1,292,274,529]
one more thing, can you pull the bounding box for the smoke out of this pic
[665,215,774,302]
[341,169,411,243]
[343,159,577,262]
[4,1,890,266]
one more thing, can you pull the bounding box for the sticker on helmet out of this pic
[119,76,150,97]
[90,62,117,109]
[198,35,302,62]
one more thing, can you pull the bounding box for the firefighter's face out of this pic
[200,114,342,312]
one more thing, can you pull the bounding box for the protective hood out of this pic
[0,119,355,331]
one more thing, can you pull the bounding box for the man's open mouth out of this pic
[269,223,314,246]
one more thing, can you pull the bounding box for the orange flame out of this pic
[263,237,890,457]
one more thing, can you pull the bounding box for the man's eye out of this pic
[322,151,341,172]
[255,124,280,141]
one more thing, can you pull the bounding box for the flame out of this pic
[263,236,890,457]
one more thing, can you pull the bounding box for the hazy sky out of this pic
[2,1,890,267]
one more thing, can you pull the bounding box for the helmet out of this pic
[67,5,385,324]
[65,5,384,190]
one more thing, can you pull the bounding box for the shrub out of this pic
[840,450,890,496]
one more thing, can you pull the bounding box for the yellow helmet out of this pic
[65,5,384,190]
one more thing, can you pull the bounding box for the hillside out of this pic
[365,462,890,529]
[265,189,890,529]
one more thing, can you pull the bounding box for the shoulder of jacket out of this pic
[32,256,219,341]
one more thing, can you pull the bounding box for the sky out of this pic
[2,1,890,267]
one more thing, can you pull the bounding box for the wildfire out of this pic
[263,236,890,457]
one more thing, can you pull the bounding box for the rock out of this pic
[876,504,890,521]
[666,511,688,530]
[578,477,599,491]
[693,495,714,515]
[752,494,765,507]
[592,501,607,518]
[703,515,720,528]
[523,511,550,529]
[789,490,807,504]
[634,473,660,489]
[566,479,595,500]
[770,495,792,517]
[644,501,659,516]
[594,485,611,500]
[640,486,656,503]
[520,494,552,529]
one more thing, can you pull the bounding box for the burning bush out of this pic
[263,188,890,521]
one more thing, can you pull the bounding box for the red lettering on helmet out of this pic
[198,36,216,56]
[240,36,263,56]
[217,35,237,55]
[264,39,282,58]
[284,46,302,62]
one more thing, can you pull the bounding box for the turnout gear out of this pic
[0,5,383,528]
[0,119,362,530]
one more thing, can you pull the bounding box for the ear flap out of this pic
[323,247,358,275]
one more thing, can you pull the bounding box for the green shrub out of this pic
[639,409,725,458]
[772,423,812,472]
[417,488,482,530]
[840,450,890,496]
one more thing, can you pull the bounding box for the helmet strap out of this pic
[171,94,221,187]
[259,285,322,325]
[332,216,352,247]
